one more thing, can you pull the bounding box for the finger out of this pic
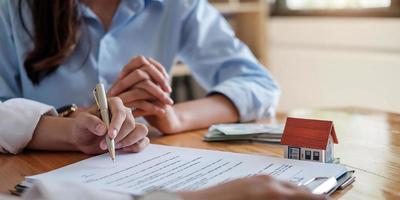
[122,136,150,153]
[110,69,151,96]
[132,109,156,117]
[119,55,150,79]
[117,124,148,149]
[126,101,166,116]
[280,180,300,189]
[132,109,153,117]
[76,113,107,136]
[140,63,171,93]
[136,80,173,105]
[281,183,325,200]
[148,57,169,81]
[108,98,126,139]
[118,88,157,103]
[114,108,136,144]
[263,179,295,196]
[290,191,326,200]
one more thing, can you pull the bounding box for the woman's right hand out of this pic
[179,175,326,200]
[70,97,149,154]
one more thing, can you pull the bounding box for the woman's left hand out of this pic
[144,104,183,134]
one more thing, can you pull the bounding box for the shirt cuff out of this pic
[0,98,57,154]
[208,79,279,122]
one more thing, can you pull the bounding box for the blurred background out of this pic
[171,0,400,114]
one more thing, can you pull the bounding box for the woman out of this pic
[0,0,280,134]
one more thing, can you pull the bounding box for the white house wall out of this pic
[325,136,335,162]
[284,145,289,158]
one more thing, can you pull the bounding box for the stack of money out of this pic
[204,123,284,143]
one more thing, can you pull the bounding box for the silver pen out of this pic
[93,83,116,162]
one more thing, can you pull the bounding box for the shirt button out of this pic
[132,2,142,11]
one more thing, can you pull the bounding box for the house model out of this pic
[280,117,338,163]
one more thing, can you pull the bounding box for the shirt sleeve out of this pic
[0,98,57,154]
[0,0,23,101]
[0,194,19,200]
[177,0,280,122]
[22,180,134,200]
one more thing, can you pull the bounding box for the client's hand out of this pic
[71,97,149,154]
[179,175,326,200]
[109,56,173,117]
[144,104,183,134]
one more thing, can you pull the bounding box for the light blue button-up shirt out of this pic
[0,0,280,121]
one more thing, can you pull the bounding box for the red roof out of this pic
[280,117,338,150]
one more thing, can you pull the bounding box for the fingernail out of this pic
[96,124,106,135]
[111,129,118,139]
[164,96,171,103]
[100,141,107,150]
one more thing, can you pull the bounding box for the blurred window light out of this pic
[287,0,391,10]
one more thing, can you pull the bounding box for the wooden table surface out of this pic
[1,108,400,199]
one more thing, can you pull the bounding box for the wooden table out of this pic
[1,108,400,199]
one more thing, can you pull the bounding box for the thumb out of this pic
[76,113,107,136]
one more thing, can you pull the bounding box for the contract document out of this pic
[26,144,348,195]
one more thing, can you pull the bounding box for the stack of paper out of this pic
[203,123,284,142]
[25,144,350,196]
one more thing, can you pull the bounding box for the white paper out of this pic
[27,144,347,195]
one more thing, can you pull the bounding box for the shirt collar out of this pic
[145,0,164,5]
[79,0,164,20]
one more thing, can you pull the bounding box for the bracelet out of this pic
[57,104,78,117]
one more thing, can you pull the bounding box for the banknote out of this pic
[210,123,284,135]
[204,123,284,143]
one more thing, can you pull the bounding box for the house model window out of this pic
[281,117,339,163]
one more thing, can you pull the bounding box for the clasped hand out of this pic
[109,56,182,133]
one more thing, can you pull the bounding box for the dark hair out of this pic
[18,0,81,84]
